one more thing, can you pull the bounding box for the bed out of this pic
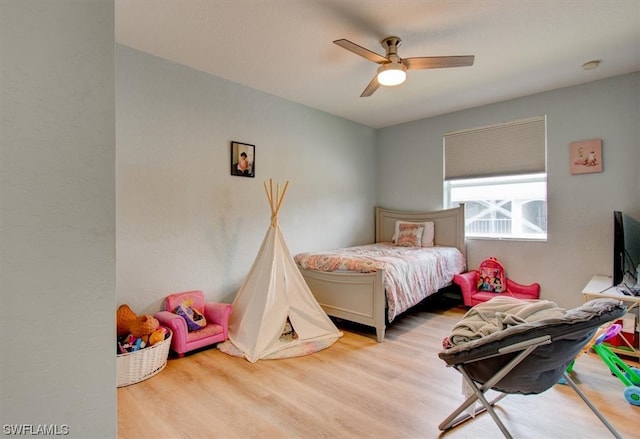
[295,205,466,342]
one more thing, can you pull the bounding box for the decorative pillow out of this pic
[395,223,424,247]
[174,304,207,331]
[393,221,435,247]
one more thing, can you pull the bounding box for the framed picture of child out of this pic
[569,138,602,175]
[230,141,255,177]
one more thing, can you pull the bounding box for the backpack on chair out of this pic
[477,257,507,293]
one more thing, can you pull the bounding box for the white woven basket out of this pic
[117,330,172,387]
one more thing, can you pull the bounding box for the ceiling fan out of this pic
[334,36,475,97]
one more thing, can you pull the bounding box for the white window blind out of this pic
[444,116,546,180]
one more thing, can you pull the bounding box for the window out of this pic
[445,174,547,240]
[444,116,547,241]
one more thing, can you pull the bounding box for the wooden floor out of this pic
[118,298,639,438]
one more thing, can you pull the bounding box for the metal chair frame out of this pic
[439,335,621,439]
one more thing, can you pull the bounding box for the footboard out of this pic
[298,268,386,342]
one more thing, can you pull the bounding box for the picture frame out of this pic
[230,141,255,178]
[569,138,602,175]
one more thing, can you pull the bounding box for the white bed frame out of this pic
[299,205,466,342]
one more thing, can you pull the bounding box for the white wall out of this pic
[1,1,116,437]
[116,46,377,314]
[378,73,640,308]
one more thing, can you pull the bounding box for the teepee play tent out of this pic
[222,180,342,363]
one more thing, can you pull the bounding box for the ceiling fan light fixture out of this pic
[377,63,407,86]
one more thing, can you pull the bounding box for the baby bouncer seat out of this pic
[438,297,626,438]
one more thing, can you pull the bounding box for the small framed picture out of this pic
[569,139,602,175]
[230,141,255,178]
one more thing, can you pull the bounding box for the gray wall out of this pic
[378,73,640,308]
[1,1,116,437]
[116,46,377,314]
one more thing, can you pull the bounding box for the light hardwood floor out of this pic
[118,298,639,438]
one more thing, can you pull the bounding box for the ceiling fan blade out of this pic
[334,39,389,64]
[360,75,380,97]
[403,55,475,70]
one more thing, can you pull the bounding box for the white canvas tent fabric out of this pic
[223,180,342,363]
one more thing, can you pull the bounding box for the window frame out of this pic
[444,173,547,241]
[443,116,547,242]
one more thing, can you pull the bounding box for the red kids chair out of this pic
[155,290,232,357]
[453,257,540,308]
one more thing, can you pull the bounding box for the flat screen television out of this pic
[613,211,625,286]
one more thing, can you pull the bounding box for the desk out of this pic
[582,275,640,359]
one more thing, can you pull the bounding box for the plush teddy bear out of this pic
[117,304,137,336]
[116,304,160,338]
[148,326,169,346]
[129,315,160,338]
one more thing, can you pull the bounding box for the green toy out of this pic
[591,324,640,406]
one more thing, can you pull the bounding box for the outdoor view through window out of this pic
[445,173,547,240]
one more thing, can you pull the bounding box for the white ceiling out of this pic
[116,0,640,129]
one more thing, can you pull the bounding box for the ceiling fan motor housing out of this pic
[381,36,402,59]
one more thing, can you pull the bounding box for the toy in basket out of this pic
[116,304,172,387]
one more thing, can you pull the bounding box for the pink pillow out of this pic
[395,223,424,247]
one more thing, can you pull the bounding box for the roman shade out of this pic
[444,116,546,180]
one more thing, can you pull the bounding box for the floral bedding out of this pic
[294,243,466,322]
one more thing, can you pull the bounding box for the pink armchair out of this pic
[155,290,232,357]
[453,271,540,308]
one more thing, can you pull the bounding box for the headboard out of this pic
[375,204,466,259]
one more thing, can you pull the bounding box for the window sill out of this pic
[466,235,547,243]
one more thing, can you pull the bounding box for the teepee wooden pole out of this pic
[275,181,289,217]
[264,179,289,227]
[264,180,274,217]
